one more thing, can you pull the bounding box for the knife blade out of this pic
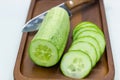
[22,0,94,32]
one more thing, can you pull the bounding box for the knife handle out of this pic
[65,0,93,9]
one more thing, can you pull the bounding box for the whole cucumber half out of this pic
[29,7,70,67]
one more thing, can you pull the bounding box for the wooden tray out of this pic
[14,0,115,80]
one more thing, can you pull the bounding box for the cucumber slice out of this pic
[73,36,101,62]
[73,27,101,40]
[29,39,59,67]
[69,41,97,67]
[75,30,106,54]
[60,50,92,79]
[73,22,88,35]
[73,22,104,37]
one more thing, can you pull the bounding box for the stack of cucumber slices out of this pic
[60,22,106,79]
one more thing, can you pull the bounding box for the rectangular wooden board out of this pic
[14,0,115,80]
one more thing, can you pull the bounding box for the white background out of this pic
[0,0,120,80]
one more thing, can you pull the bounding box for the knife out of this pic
[22,0,94,32]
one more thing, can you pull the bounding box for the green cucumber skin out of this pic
[30,7,70,66]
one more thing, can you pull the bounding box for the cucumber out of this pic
[73,22,104,37]
[60,21,106,79]
[73,36,101,62]
[60,50,92,79]
[73,27,101,40]
[29,7,70,67]
[29,39,58,67]
[75,30,105,54]
[69,41,97,67]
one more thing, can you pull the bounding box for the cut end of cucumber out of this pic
[60,51,92,79]
[29,39,58,67]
